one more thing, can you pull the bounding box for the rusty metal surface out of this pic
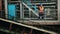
[0,0,2,10]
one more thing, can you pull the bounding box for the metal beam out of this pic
[30,2,56,5]
[22,2,39,17]
[0,18,57,34]
[58,0,60,22]
[20,2,23,19]
[4,0,8,19]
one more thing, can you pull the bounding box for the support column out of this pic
[30,29,33,34]
[58,0,60,22]
[30,25,33,34]
[9,23,12,31]
[20,2,23,19]
[29,9,31,20]
[22,28,25,34]
[4,0,8,19]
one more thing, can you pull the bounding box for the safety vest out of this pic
[39,6,44,13]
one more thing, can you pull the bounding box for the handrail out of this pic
[22,0,39,16]
[22,2,39,17]
[0,18,57,34]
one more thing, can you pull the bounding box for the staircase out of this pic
[22,0,39,18]
[22,0,57,20]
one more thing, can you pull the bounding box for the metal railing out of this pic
[22,0,39,17]
[0,18,57,34]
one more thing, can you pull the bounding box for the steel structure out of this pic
[0,0,60,34]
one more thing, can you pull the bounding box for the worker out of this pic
[38,4,44,19]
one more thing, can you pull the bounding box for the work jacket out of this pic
[39,6,44,14]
